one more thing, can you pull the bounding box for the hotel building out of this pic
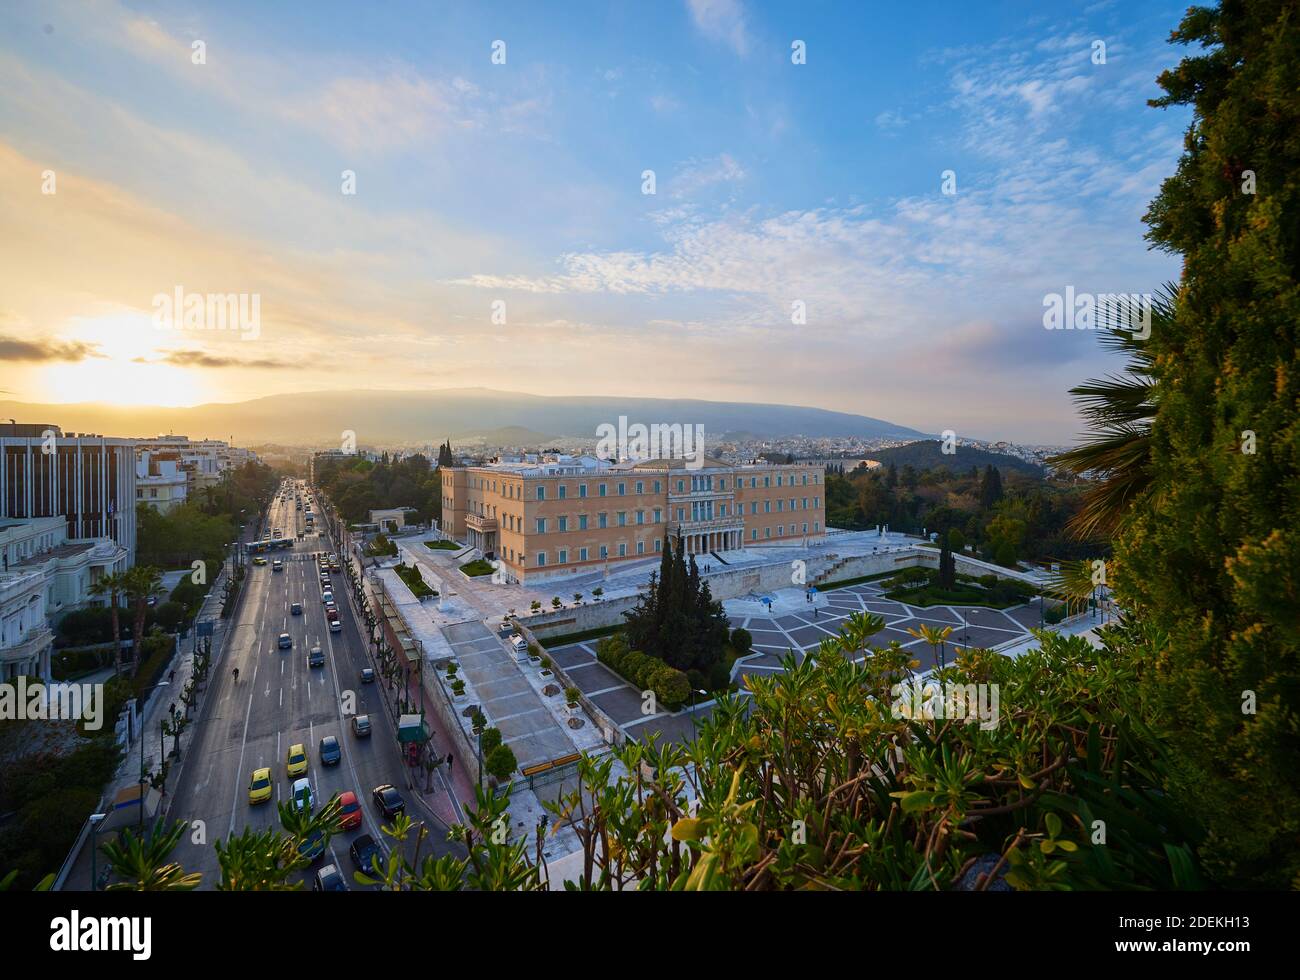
[441,455,825,583]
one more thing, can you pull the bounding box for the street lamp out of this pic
[688,688,709,740]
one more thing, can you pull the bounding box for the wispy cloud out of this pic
[686,0,750,56]
[134,349,292,370]
[0,334,104,362]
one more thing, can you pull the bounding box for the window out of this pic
[719,478,726,490]
[637,540,645,555]
[750,502,758,515]
[536,486,546,501]
[535,518,547,533]
[654,480,661,493]
[536,552,547,567]
[578,514,588,530]
[558,517,568,532]
[802,523,808,534]
[802,497,808,509]
[558,484,567,500]
[618,543,627,557]
[618,482,626,496]
[558,549,568,564]
[677,479,685,492]
[814,521,820,532]
[636,510,645,525]
[598,513,608,529]
[599,545,608,559]
[579,483,588,498]
[676,507,685,521]
[653,508,662,523]
[765,527,772,538]
[599,483,607,497]
[635,481,644,494]
[654,538,662,552]
[777,526,784,536]
[777,500,784,511]
[764,476,771,488]
[751,529,758,540]
[580,547,589,561]
[802,473,808,486]
[617,512,627,527]
[764,501,771,513]
[777,475,783,487]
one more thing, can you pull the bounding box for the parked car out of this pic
[308,646,325,668]
[322,591,334,604]
[352,714,372,737]
[277,633,292,650]
[360,667,375,684]
[372,784,405,819]
[349,834,383,873]
[328,619,342,633]
[313,863,347,891]
[319,735,341,766]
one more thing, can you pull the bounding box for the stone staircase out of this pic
[812,553,852,587]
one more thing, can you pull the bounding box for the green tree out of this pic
[1105,0,1300,887]
[88,570,129,676]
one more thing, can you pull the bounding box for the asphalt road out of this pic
[165,480,457,889]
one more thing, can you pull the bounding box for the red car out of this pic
[337,790,362,831]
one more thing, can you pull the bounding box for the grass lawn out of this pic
[424,540,461,550]
[460,558,495,577]
[394,563,434,597]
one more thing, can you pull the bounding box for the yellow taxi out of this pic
[286,743,308,778]
[248,767,273,804]
[252,556,268,566]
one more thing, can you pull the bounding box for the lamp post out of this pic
[688,688,709,740]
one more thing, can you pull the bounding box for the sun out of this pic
[36,312,214,406]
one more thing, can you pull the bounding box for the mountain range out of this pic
[0,388,929,447]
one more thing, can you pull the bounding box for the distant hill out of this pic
[863,440,1044,477]
[0,388,928,446]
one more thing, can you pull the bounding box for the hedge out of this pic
[596,635,690,709]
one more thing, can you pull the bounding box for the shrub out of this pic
[484,744,518,782]
[730,627,753,655]
[480,727,503,754]
[564,686,580,704]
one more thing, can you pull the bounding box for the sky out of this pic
[0,0,1190,443]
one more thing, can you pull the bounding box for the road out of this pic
[165,479,459,889]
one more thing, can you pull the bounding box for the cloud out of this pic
[686,0,750,56]
[133,349,292,370]
[0,334,104,362]
[670,153,746,198]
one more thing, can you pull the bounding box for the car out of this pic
[349,833,384,873]
[352,714,372,737]
[313,863,347,891]
[319,735,341,766]
[253,556,267,566]
[328,619,342,633]
[291,601,303,616]
[322,591,334,604]
[324,600,337,613]
[336,790,362,830]
[292,777,314,811]
[308,646,325,668]
[248,767,273,804]
[272,559,283,572]
[360,667,375,684]
[372,784,405,820]
[286,742,308,777]
[277,632,292,650]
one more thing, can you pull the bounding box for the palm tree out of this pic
[1048,284,1173,540]
[88,570,129,676]
[99,820,202,891]
[122,565,163,674]
[215,827,308,891]
[905,624,954,671]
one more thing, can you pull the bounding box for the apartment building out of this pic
[441,454,825,582]
[132,434,256,494]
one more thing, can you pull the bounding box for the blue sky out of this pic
[0,0,1189,442]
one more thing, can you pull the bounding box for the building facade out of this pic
[1,424,137,567]
[441,455,825,583]
[135,450,189,513]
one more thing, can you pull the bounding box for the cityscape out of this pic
[0,0,1294,955]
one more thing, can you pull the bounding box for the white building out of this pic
[132,435,258,496]
[135,450,189,513]
[0,564,52,681]
[0,515,130,623]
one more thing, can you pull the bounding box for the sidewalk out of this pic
[60,564,238,890]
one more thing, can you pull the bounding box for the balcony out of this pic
[466,514,498,533]
[0,623,54,667]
